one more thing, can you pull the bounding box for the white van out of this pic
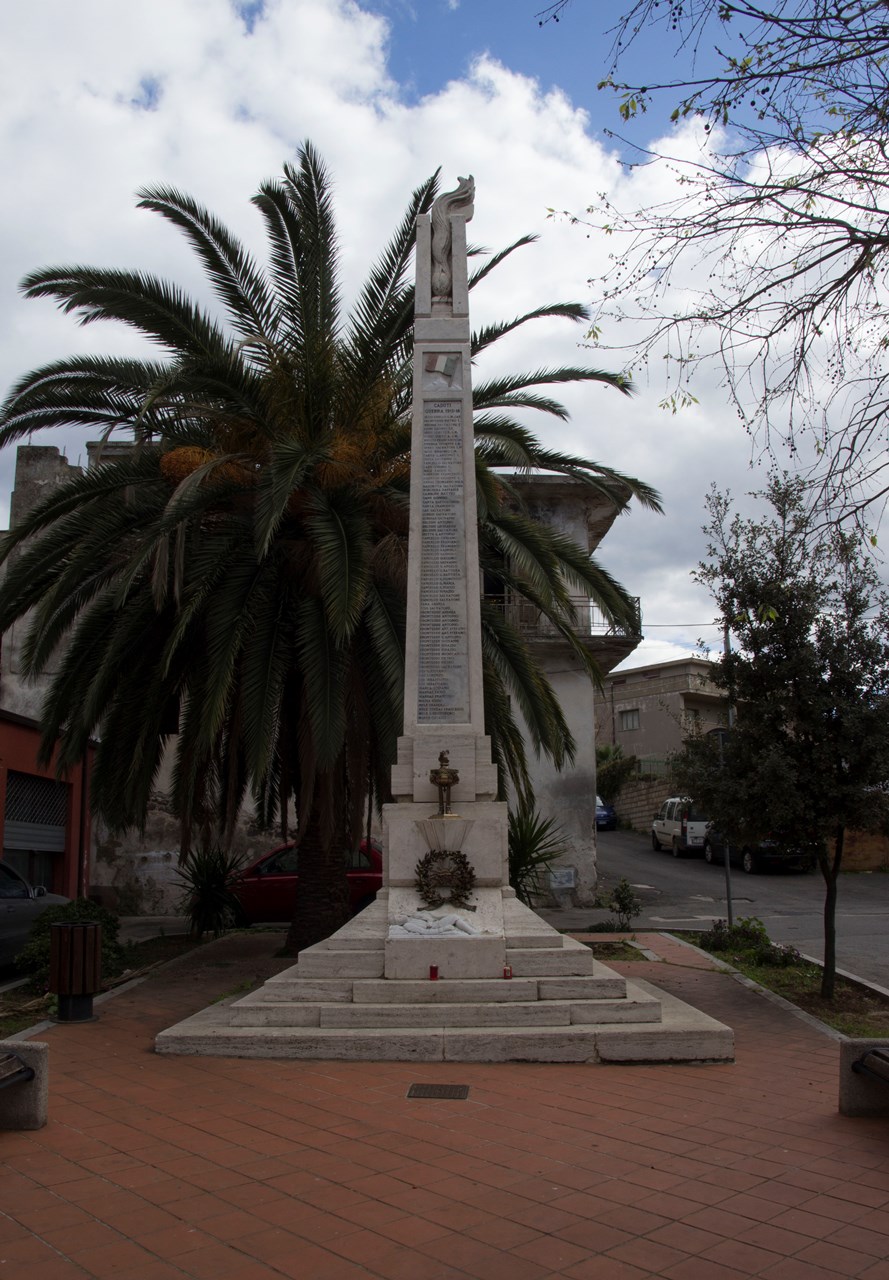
[651,797,709,856]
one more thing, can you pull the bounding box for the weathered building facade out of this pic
[498,475,642,905]
[596,656,727,765]
[0,448,94,898]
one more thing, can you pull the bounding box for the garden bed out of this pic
[674,923,889,1038]
[0,933,208,1038]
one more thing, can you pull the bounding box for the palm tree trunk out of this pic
[284,802,351,954]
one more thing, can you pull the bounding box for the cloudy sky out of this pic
[0,0,783,669]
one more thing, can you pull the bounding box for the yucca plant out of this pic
[176,846,246,939]
[508,802,570,906]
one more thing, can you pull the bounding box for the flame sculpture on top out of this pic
[430,175,475,302]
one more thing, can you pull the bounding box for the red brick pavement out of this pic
[2,931,887,1279]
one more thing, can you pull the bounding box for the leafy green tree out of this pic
[0,144,660,952]
[674,478,889,997]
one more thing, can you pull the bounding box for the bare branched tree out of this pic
[546,2,889,534]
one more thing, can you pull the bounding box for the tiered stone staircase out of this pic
[156,894,733,1063]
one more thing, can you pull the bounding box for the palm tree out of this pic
[0,143,660,950]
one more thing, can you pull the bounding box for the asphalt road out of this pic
[593,828,889,991]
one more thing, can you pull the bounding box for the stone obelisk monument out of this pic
[383,177,511,978]
[155,177,733,1064]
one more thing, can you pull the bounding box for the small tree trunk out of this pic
[284,804,350,955]
[820,825,844,1000]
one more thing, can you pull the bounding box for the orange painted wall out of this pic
[0,715,93,898]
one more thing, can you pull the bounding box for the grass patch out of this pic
[675,921,889,1038]
[579,940,642,962]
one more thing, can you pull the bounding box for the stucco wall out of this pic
[517,651,599,908]
[614,775,674,834]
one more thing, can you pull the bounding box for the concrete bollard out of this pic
[0,1041,48,1130]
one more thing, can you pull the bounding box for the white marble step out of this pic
[294,950,385,978]
[502,933,560,949]
[158,988,733,1063]
[246,969,629,1006]
[505,946,596,977]
[229,992,662,1029]
[538,974,626,1000]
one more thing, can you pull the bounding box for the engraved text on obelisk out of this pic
[417,400,469,723]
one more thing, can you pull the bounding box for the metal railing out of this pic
[483,594,641,640]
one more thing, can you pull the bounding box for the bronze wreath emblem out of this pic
[414,849,476,910]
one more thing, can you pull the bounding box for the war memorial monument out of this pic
[157,181,732,1064]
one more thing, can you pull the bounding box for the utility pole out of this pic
[721,621,735,927]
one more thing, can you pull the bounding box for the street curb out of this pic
[660,931,859,1043]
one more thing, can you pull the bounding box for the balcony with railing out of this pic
[483,594,642,671]
[485,594,640,639]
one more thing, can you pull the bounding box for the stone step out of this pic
[232,1001,566,1029]
[353,978,538,1004]
[158,999,734,1064]
[505,947,596,977]
[294,951,385,978]
[252,971,630,1005]
[502,933,559,949]
[569,992,661,1024]
[313,935,386,952]
[249,976,353,1003]
[313,906,388,950]
[538,974,627,999]
[229,993,663,1029]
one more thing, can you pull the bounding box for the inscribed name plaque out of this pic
[418,399,469,723]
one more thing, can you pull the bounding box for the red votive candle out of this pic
[503,965,513,979]
[429,965,439,980]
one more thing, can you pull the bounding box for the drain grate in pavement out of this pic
[406,1083,470,1100]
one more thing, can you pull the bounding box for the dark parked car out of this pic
[595,795,617,831]
[0,863,69,965]
[233,838,383,924]
[702,832,815,875]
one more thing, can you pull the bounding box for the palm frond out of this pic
[295,596,348,769]
[471,303,589,359]
[137,185,276,340]
[21,265,237,366]
[467,233,538,291]
[303,488,371,644]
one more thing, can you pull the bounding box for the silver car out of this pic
[0,863,69,965]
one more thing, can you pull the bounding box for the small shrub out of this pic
[749,941,802,967]
[609,877,642,930]
[699,915,769,952]
[16,898,124,987]
[697,917,801,968]
[176,845,245,938]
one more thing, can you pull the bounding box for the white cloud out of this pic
[0,0,772,652]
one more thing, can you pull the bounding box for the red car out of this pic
[233,838,383,925]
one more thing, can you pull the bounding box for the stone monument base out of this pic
[156,891,733,1064]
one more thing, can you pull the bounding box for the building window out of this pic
[619,708,640,732]
[4,770,69,889]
